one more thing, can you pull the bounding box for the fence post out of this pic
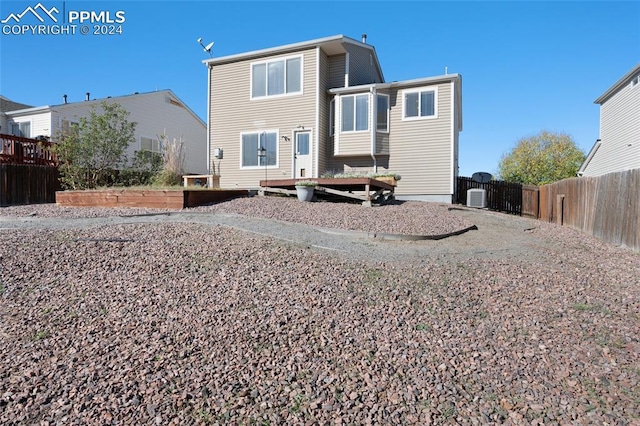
[556,194,565,225]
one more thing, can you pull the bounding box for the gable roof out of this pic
[203,34,384,82]
[594,63,640,104]
[0,95,33,113]
[3,90,205,125]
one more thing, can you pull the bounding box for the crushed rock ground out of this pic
[0,198,638,424]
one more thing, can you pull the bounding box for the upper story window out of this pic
[376,94,389,132]
[251,55,302,99]
[632,73,640,87]
[403,87,438,120]
[342,94,369,132]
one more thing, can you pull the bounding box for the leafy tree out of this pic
[54,102,136,189]
[497,131,586,185]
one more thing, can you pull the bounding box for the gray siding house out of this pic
[2,90,208,174]
[205,35,462,202]
[579,63,640,177]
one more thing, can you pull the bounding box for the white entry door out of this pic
[294,130,312,178]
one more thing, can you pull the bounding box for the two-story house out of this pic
[205,34,462,202]
[579,63,640,177]
[2,90,208,174]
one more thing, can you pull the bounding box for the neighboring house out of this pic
[579,63,640,177]
[205,34,462,202]
[2,90,208,174]
[0,95,33,136]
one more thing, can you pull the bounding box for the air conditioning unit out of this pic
[467,188,487,208]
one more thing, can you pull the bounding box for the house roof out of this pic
[594,63,640,104]
[577,138,602,176]
[0,95,33,113]
[203,34,385,82]
[327,73,461,94]
[3,90,205,126]
[328,73,463,132]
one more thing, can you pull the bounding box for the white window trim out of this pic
[376,93,390,133]
[11,120,32,138]
[239,129,280,169]
[402,86,439,121]
[329,98,335,136]
[340,93,370,133]
[250,54,304,100]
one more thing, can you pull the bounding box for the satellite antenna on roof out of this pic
[197,37,214,57]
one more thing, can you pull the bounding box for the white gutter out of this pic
[315,47,320,178]
[345,52,350,87]
[370,87,377,172]
[328,74,461,95]
[450,81,455,195]
[577,139,601,176]
[206,64,211,175]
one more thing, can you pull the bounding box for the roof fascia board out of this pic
[578,139,602,175]
[594,63,640,104]
[203,34,346,66]
[328,74,461,95]
[6,90,205,126]
[341,36,385,82]
[5,105,51,115]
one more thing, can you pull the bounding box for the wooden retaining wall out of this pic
[539,169,639,251]
[1,164,61,206]
[56,189,249,209]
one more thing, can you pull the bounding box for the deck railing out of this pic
[0,133,58,166]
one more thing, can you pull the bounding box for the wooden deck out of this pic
[0,134,57,166]
[56,189,249,209]
[259,178,395,206]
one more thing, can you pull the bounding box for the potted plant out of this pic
[294,180,317,202]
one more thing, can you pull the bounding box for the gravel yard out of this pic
[1,197,639,424]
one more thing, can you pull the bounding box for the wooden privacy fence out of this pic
[538,169,639,251]
[0,164,61,206]
[456,177,523,215]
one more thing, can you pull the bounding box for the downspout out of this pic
[206,64,211,175]
[370,86,377,172]
[315,47,320,178]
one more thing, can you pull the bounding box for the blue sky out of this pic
[1,1,638,177]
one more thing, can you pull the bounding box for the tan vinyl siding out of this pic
[344,44,383,86]
[376,132,389,155]
[387,82,453,196]
[583,80,640,176]
[210,49,318,187]
[336,132,371,156]
[317,50,329,175]
[327,54,346,89]
[327,156,377,174]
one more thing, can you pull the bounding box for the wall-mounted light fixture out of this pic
[257,143,267,187]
